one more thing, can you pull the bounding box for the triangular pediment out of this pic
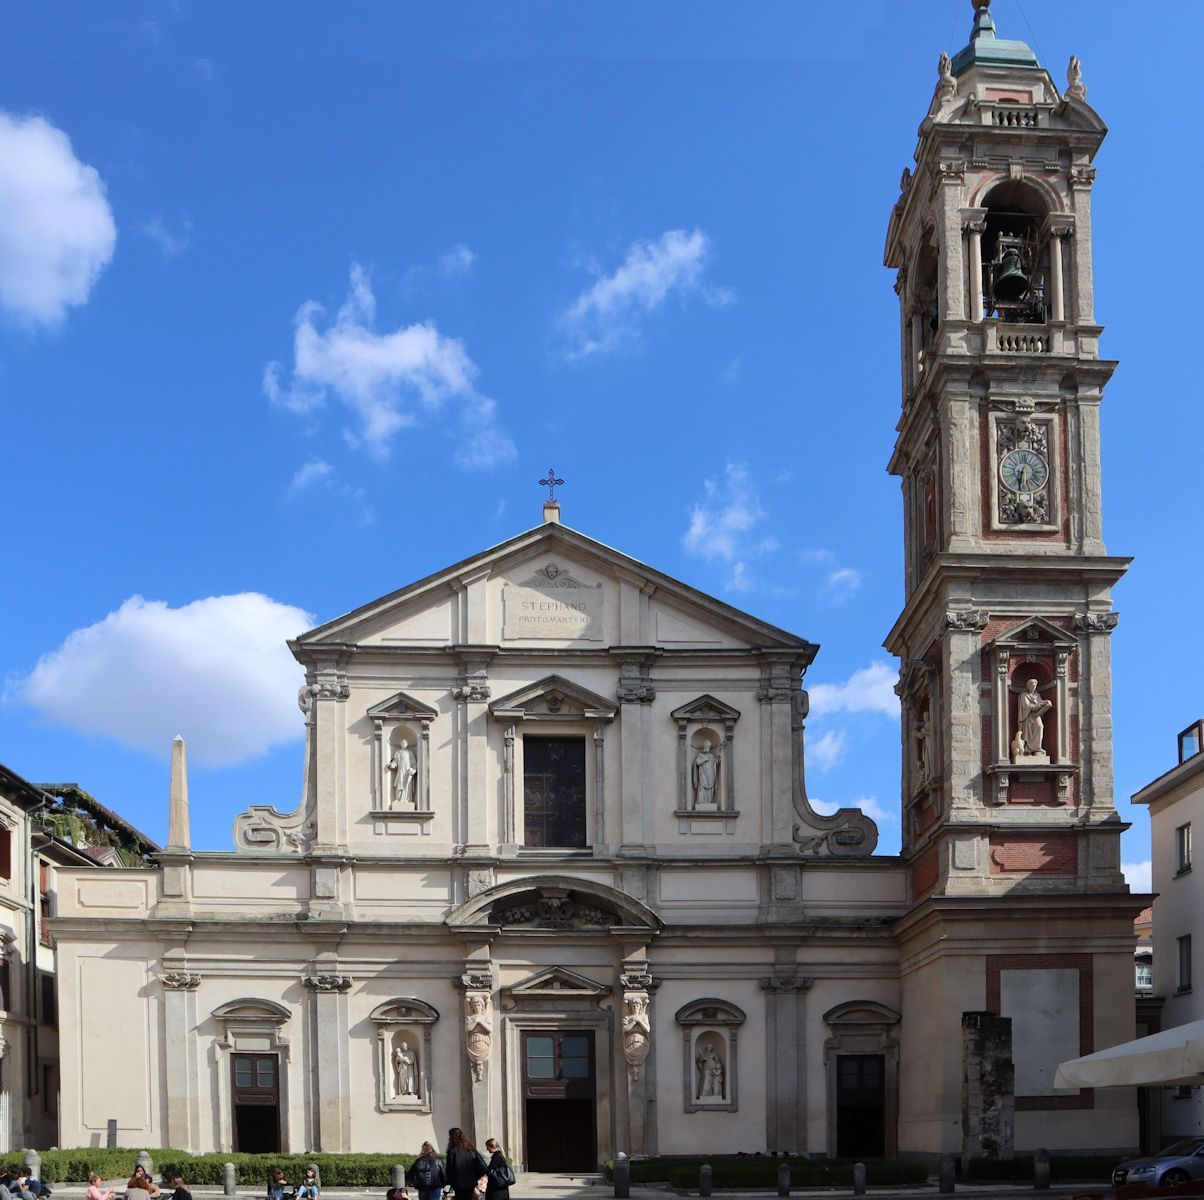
[366,690,439,722]
[991,616,1076,651]
[670,694,742,724]
[490,674,616,721]
[505,966,611,999]
[291,522,813,657]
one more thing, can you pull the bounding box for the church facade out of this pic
[50,2,1143,1166]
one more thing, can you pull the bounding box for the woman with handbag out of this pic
[483,1140,515,1200]
[444,1127,488,1200]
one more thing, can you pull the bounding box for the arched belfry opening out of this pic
[979,179,1053,323]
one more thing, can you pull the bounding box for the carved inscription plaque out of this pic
[988,835,1076,876]
[502,563,604,641]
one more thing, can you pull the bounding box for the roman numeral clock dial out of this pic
[999,448,1048,496]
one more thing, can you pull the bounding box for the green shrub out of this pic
[602,1155,928,1188]
[0,1151,417,1186]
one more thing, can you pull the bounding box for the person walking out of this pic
[405,1142,445,1200]
[483,1140,515,1200]
[444,1128,488,1200]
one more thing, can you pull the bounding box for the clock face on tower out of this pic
[999,448,1049,494]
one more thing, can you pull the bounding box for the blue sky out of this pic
[1,2,1200,884]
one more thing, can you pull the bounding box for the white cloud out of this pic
[11,593,313,768]
[285,456,375,524]
[826,566,862,595]
[560,227,731,358]
[683,462,773,592]
[0,111,116,328]
[438,244,476,277]
[265,263,515,468]
[1123,860,1152,892]
[140,216,192,258]
[288,457,335,494]
[810,729,848,772]
[809,661,899,720]
[808,794,893,824]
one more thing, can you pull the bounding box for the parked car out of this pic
[1114,1139,1204,1188]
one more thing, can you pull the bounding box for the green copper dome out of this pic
[950,0,1041,75]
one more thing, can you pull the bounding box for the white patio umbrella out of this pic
[1055,1019,1204,1089]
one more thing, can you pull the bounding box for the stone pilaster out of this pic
[460,968,495,1144]
[302,972,353,1151]
[160,970,200,1150]
[760,973,810,1153]
[311,660,350,851]
[619,966,657,1157]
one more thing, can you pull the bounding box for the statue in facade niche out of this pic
[692,740,722,809]
[392,1040,418,1096]
[1013,678,1053,762]
[388,739,417,808]
[696,1042,724,1099]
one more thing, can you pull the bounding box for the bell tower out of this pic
[884,0,1141,1158]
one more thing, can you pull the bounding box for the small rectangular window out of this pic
[1135,962,1153,991]
[1176,823,1193,875]
[1179,721,1204,763]
[1178,935,1193,993]
[0,827,11,882]
[0,961,10,1012]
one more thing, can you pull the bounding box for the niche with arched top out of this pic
[980,179,1054,324]
[676,998,745,1113]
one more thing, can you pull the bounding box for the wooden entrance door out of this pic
[522,1030,596,1171]
[231,1053,280,1152]
[836,1053,885,1158]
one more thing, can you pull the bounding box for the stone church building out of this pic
[50,1,1143,1167]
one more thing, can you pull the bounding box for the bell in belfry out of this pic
[993,245,1029,303]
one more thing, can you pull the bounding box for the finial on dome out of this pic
[971,0,991,9]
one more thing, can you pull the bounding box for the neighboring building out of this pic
[1133,720,1204,1143]
[0,765,156,1150]
[49,1,1143,1166]
[1135,907,1154,997]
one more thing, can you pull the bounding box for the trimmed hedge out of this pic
[965,1157,1119,1183]
[0,1152,418,1186]
[603,1155,929,1188]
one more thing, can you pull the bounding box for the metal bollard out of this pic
[106,1120,118,1150]
[853,1163,867,1196]
[613,1153,630,1199]
[939,1155,956,1194]
[391,1165,406,1191]
[699,1164,712,1197]
[777,1160,791,1197]
[1034,1148,1050,1191]
[223,1164,236,1197]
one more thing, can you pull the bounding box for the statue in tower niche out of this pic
[1012,678,1053,764]
[691,739,722,809]
[914,709,932,785]
[392,1039,418,1097]
[388,738,417,808]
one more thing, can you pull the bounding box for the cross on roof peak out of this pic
[539,468,564,503]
